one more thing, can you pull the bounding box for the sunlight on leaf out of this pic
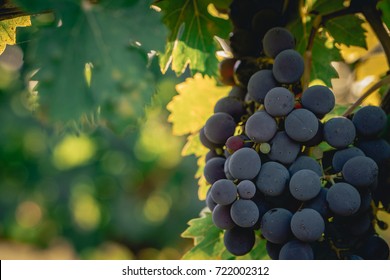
[167,73,229,136]
[0,16,31,55]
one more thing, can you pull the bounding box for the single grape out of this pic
[247,70,278,103]
[204,157,226,184]
[264,87,295,117]
[212,204,236,230]
[237,180,256,199]
[279,240,314,260]
[301,85,335,116]
[289,156,322,177]
[342,156,378,189]
[263,27,295,58]
[273,49,304,84]
[326,182,361,216]
[268,131,301,165]
[332,147,365,172]
[214,96,246,122]
[285,109,319,142]
[256,161,290,196]
[210,179,237,205]
[226,135,245,153]
[204,113,237,145]
[228,147,261,180]
[245,111,278,143]
[290,208,325,242]
[224,227,255,256]
[289,169,321,201]
[323,117,356,149]
[260,208,293,244]
[230,199,260,227]
[352,106,387,138]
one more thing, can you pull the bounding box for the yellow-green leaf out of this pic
[167,73,229,136]
[0,16,31,55]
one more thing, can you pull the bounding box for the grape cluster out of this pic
[201,7,390,259]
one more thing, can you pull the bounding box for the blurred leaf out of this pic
[25,0,167,132]
[181,213,226,259]
[155,0,231,76]
[325,15,367,48]
[167,74,229,136]
[0,16,31,55]
[378,0,390,30]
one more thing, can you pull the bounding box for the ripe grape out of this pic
[204,157,226,184]
[212,204,236,230]
[326,182,361,216]
[342,156,378,189]
[301,85,335,116]
[230,199,260,227]
[285,108,319,142]
[289,156,322,177]
[273,49,304,84]
[237,180,256,199]
[228,147,262,180]
[245,110,278,143]
[210,179,237,205]
[224,227,255,256]
[323,117,356,149]
[214,96,246,122]
[332,147,365,172]
[261,208,293,244]
[289,169,321,201]
[204,113,237,145]
[263,27,295,58]
[352,106,387,138]
[256,161,290,196]
[268,131,301,165]
[264,87,295,117]
[290,208,325,242]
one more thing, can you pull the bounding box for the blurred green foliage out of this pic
[0,44,204,259]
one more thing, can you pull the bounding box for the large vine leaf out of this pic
[22,0,167,132]
[167,73,229,136]
[0,16,31,55]
[154,0,231,76]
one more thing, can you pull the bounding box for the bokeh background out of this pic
[0,42,205,259]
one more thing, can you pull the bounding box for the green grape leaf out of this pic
[378,0,390,30]
[290,18,342,86]
[0,16,31,55]
[167,74,229,136]
[25,0,167,132]
[325,15,367,48]
[155,0,231,76]
[181,213,227,259]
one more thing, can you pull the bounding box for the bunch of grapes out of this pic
[200,1,390,260]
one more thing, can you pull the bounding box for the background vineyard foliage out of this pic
[0,0,389,259]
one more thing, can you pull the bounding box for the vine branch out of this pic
[342,73,390,117]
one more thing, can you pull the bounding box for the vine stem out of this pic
[342,73,390,117]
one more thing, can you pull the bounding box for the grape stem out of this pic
[342,73,390,116]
